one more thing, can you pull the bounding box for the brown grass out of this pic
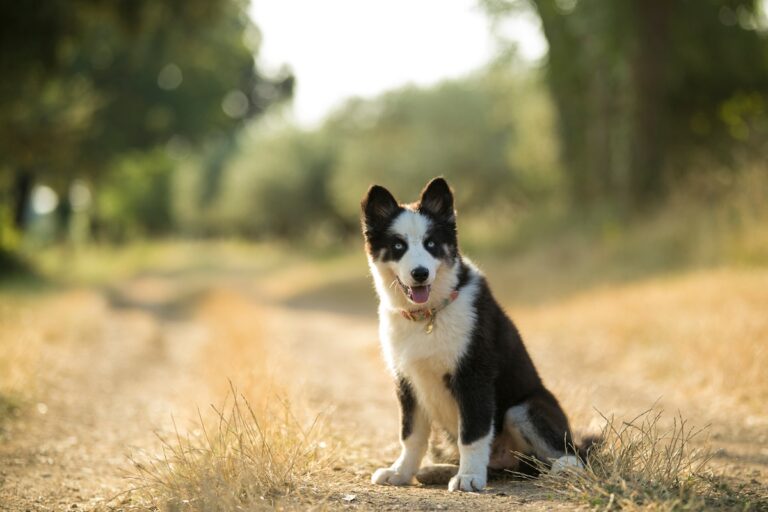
[132,388,332,511]
[8,177,768,510]
[518,268,768,422]
[127,262,768,510]
[534,408,715,511]
[131,290,335,511]
[0,290,105,422]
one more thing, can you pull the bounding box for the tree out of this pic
[325,72,548,220]
[0,0,292,249]
[482,0,768,211]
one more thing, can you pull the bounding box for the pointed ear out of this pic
[361,185,399,231]
[418,177,455,221]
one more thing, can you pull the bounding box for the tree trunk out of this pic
[629,0,670,207]
[531,0,595,206]
[12,168,34,231]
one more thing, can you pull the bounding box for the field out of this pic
[1,239,767,511]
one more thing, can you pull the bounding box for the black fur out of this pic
[396,376,417,440]
[447,274,574,449]
[362,178,459,264]
[418,178,458,263]
[361,185,405,262]
[456,260,471,290]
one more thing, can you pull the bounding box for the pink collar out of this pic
[399,289,459,333]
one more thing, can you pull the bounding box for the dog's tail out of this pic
[575,433,603,464]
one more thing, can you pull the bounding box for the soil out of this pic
[1,267,767,511]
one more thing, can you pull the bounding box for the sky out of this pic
[249,0,547,127]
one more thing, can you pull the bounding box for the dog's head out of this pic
[361,177,459,308]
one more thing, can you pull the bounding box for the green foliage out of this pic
[0,0,291,257]
[196,65,562,240]
[326,70,558,218]
[97,151,176,240]
[213,128,341,239]
[0,0,279,176]
[482,0,768,208]
[331,67,560,217]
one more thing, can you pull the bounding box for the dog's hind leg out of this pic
[504,389,583,474]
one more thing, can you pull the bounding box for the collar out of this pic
[399,289,459,333]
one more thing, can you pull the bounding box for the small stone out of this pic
[342,494,357,502]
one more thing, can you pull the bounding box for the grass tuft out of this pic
[131,384,333,511]
[538,408,718,510]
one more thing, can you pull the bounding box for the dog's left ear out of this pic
[419,177,455,221]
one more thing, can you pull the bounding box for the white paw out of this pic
[550,455,584,476]
[371,467,414,486]
[448,473,486,492]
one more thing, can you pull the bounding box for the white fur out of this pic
[369,209,460,313]
[369,209,487,491]
[449,429,493,492]
[389,211,439,289]
[506,403,560,460]
[550,455,584,475]
[375,267,481,439]
[371,406,430,485]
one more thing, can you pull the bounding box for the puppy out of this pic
[361,177,581,492]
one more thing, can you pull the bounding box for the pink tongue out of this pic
[410,285,430,304]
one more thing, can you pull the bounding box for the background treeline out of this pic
[0,0,292,256]
[488,0,768,209]
[2,0,768,262]
[173,60,559,241]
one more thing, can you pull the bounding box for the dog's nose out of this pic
[411,267,429,283]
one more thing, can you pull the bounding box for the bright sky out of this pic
[249,0,547,127]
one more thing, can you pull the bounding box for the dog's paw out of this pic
[371,467,413,486]
[550,455,584,476]
[448,473,486,492]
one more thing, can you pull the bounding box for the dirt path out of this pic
[1,268,767,511]
[267,274,768,510]
[0,282,211,511]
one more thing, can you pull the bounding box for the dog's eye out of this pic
[425,240,436,249]
[393,242,405,251]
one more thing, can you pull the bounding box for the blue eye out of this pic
[425,240,436,249]
[394,242,404,251]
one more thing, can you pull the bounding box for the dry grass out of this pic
[132,387,332,511]
[131,290,335,511]
[6,176,768,510]
[0,299,40,418]
[0,290,104,423]
[518,268,768,422]
[535,408,715,511]
[127,258,768,510]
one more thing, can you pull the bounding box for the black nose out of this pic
[411,267,429,283]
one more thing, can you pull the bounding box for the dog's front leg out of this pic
[372,377,430,486]
[448,376,494,492]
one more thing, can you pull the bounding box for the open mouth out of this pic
[396,277,431,304]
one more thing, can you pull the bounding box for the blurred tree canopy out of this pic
[199,63,560,241]
[0,0,291,250]
[5,0,768,256]
[326,66,560,219]
[482,0,768,210]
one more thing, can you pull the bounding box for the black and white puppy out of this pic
[361,177,581,492]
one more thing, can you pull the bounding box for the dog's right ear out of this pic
[361,185,399,233]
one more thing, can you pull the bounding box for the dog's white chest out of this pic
[378,281,479,436]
